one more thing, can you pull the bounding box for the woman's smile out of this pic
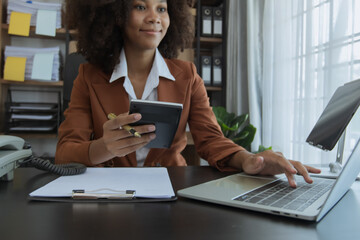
[140,28,162,35]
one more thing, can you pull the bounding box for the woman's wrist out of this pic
[228,150,253,171]
[89,138,114,165]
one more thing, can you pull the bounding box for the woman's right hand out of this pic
[89,112,156,165]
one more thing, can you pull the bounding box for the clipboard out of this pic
[28,195,177,203]
[28,168,177,203]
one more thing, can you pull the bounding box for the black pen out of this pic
[107,113,141,138]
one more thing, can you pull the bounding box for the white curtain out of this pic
[246,0,264,151]
[226,1,249,121]
[226,0,264,151]
[260,0,360,165]
[227,0,360,165]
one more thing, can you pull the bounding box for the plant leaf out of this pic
[222,122,239,132]
[255,145,272,153]
[232,130,249,141]
[233,124,256,149]
[212,106,227,122]
[213,106,236,126]
[212,107,270,152]
[213,107,228,132]
[230,114,248,128]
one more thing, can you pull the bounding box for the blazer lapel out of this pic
[157,59,186,103]
[91,78,130,116]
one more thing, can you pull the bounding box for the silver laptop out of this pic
[178,79,360,221]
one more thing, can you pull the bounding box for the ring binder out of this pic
[72,189,136,200]
[201,6,213,36]
[212,57,222,86]
[201,56,212,85]
[213,7,223,36]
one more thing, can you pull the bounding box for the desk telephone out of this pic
[0,135,86,181]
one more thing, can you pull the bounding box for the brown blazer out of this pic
[55,58,244,171]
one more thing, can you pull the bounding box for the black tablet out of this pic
[306,79,360,150]
[129,100,183,148]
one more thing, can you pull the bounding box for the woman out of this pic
[56,0,320,187]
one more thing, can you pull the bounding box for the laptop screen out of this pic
[306,79,360,150]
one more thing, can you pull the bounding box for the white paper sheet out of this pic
[29,168,175,199]
[35,9,57,37]
[31,53,54,80]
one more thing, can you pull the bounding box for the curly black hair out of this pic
[65,0,194,74]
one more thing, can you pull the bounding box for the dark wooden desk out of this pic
[1,167,359,240]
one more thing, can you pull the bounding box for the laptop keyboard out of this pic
[234,176,334,212]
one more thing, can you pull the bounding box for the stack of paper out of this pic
[4,45,60,81]
[7,0,62,28]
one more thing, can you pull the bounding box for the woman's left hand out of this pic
[228,150,321,188]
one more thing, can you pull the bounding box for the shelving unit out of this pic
[0,0,66,136]
[194,0,227,107]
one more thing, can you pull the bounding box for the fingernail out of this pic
[148,126,155,132]
[134,114,141,120]
[150,134,156,139]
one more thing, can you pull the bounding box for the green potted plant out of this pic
[212,106,271,153]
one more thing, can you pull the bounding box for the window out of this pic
[262,0,360,165]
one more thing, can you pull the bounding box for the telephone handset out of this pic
[0,135,32,181]
[0,135,86,181]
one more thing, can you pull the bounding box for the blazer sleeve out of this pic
[55,64,95,166]
[187,63,245,171]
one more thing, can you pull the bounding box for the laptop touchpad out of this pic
[179,174,277,202]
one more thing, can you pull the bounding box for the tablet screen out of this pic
[306,79,360,150]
